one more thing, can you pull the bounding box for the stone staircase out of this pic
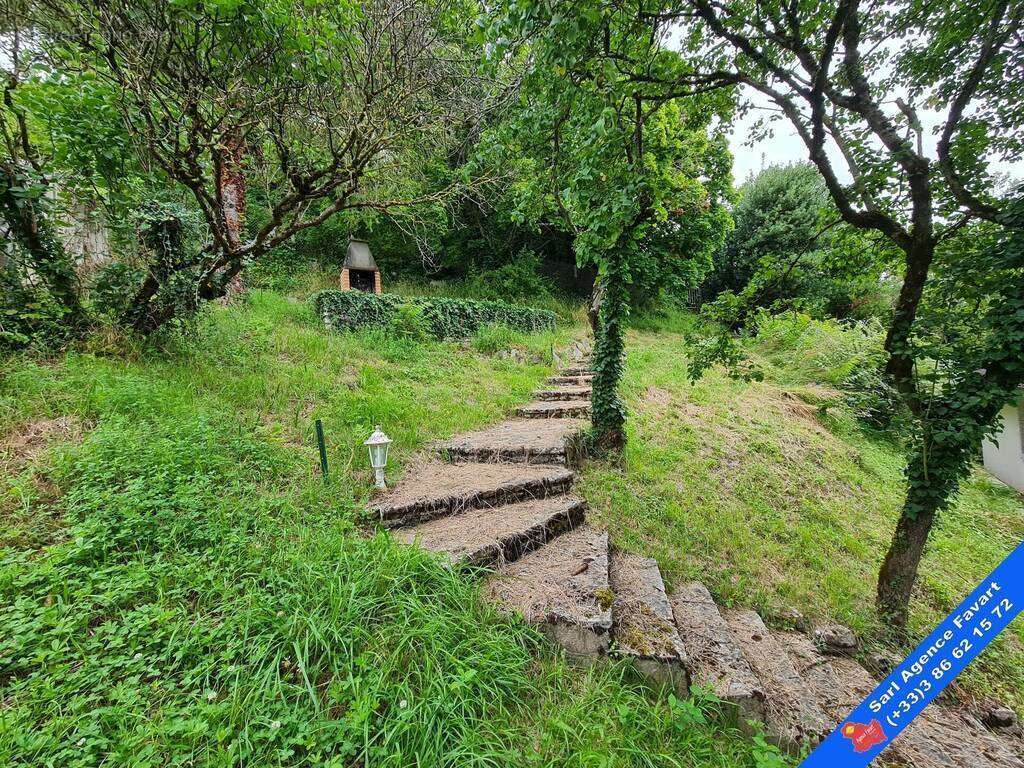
[371,360,1024,767]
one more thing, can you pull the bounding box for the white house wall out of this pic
[982,398,1024,493]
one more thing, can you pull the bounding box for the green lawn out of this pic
[584,315,1024,717]
[0,291,776,768]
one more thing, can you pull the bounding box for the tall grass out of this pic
[747,310,886,389]
[583,315,1024,719]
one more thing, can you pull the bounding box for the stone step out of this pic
[395,494,586,568]
[912,710,1024,768]
[548,375,593,386]
[723,609,831,753]
[609,551,689,696]
[560,366,593,377]
[516,400,591,419]
[669,583,765,727]
[438,418,587,466]
[777,630,1024,768]
[533,386,591,401]
[370,461,574,528]
[486,524,613,658]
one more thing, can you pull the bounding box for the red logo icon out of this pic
[841,720,888,753]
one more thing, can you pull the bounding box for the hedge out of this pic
[311,290,556,339]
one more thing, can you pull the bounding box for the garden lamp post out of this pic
[364,426,392,490]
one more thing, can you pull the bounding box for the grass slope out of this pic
[584,314,1024,716]
[1,292,776,768]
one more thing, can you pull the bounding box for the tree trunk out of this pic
[590,256,626,450]
[0,171,86,327]
[883,236,934,396]
[876,501,936,630]
[217,133,246,298]
[588,276,604,335]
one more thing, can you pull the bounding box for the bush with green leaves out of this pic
[89,261,146,319]
[467,250,554,303]
[0,269,72,352]
[311,290,555,339]
[703,164,893,324]
[389,303,432,342]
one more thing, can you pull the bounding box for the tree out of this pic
[703,163,893,322]
[1,4,87,343]
[30,0,484,333]
[490,1,732,447]
[652,0,1024,628]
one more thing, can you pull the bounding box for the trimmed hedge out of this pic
[311,290,556,339]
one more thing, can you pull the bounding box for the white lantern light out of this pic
[364,425,392,489]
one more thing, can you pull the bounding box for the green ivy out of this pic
[311,290,555,340]
[591,260,628,450]
[902,194,1024,518]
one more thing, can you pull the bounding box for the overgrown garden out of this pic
[3,0,1024,763]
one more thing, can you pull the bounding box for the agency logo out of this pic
[840,719,888,753]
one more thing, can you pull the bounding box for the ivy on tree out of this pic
[489,1,733,448]
[657,0,1024,628]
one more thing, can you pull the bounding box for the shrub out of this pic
[750,309,886,387]
[311,290,556,339]
[89,261,146,318]
[390,303,431,341]
[467,250,553,303]
[0,268,75,352]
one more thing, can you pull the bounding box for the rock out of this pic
[439,418,588,466]
[396,494,586,568]
[812,622,858,655]
[532,385,592,401]
[497,348,527,364]
[670,582,765,727]
[609,551,689,697]
[486,525,612,658]
[778,607,808,632]
[371,461,575,527]
[548,374,593,386]
[863,649,901,678]
[723,609,831,753]
[516,400,591,419]
[776,631,989,768]
[984,707,1019,730]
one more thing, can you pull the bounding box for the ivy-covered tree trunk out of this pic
[878,199,1024,629]
[0,169,85,328]
[587,276,604,335]
[877,440,963,630]
[590,250,628,450]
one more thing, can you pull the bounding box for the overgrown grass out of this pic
[387,278,587,325]
[587,308,1024,716]
[469,324,564,364]
[247,262,586,324]
[1,291,777,767]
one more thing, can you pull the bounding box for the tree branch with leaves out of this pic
[32,0,490,333]
[662,0,1024,628]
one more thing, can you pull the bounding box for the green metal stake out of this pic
[315,419,329,482]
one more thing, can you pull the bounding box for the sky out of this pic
[728,90,810,184]
[728,86,1024,188]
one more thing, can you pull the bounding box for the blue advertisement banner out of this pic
[800,541,1024,767]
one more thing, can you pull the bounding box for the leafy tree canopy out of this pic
[703,163,897,324]
[487,0,734,444]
